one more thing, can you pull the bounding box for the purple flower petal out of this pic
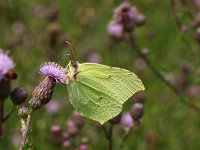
[40,62,68,83]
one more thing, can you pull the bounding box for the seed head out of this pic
[0,49,15,80]
[40,62,68,83]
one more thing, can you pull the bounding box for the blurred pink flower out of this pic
[0,49,15,80]
[45,100,61,113]
[121,112,133,128]
[107,21,123,38]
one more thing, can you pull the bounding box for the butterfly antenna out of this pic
[65,53,71,60]
[65,41,76,60]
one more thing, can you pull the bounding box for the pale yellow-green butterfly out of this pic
[65,42,145,124]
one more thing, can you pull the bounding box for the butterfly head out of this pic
[66,60,79,81]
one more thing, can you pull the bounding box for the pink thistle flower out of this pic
[40,62,68,83]
[0,49,15,80]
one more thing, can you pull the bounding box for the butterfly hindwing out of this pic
[67,63,145,124]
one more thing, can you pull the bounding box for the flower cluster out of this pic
[28,62,68,110]
[107,2,146,39]
[0,49,27,104]
[50,111,87,149]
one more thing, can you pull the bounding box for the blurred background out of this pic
[0,0,200,149]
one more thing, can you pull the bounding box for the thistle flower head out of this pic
[130,103,144,120]
[11,87,27,105]
[108,2,146,35]
[40,62,68,83]
[113,2,139,23]
[0,49,15,80]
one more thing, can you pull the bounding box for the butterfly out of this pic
[65,60,145,124]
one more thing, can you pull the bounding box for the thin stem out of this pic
[20,111,34,149]
[102,125,109,140]
[0,101,3,137]
[170,0,182,30]
[3,104,15,122]
[129,35,200,111]
[108,125,113,150]
[102,124,113,150]
[130,35,181,95]
[119,128,133,150]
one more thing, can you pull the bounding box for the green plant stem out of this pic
[170,0,182,30]
[108,125,113,150]
[129,35,181,95]
[102,124,113,150]
[20,110,34,149]
[102,125,109,139]
[3,104,15,122]
[129,35,200,111]
[119,127,132,150]
[0,100,3,137]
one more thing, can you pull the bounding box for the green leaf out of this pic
[67,63,145,124]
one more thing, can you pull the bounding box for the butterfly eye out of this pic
[71,60,78,68]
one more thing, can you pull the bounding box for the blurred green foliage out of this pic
[0,0,200,149]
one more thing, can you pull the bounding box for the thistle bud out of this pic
[130,103,144,120]
[50,124,63,145]
[62,140,71,148]
[180,61,192,74]
[186,84,200,98]
[80,137,89,144]
[31,76,56,106]
[18,106,28,118]
[48,4,58,21]
[79,144,88,150]
[66,120,79,137]
[11,87,27,105]
[0,77,11,101]
[196,27,200,43]
[135,14,146,26]
[71,111,85,128]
